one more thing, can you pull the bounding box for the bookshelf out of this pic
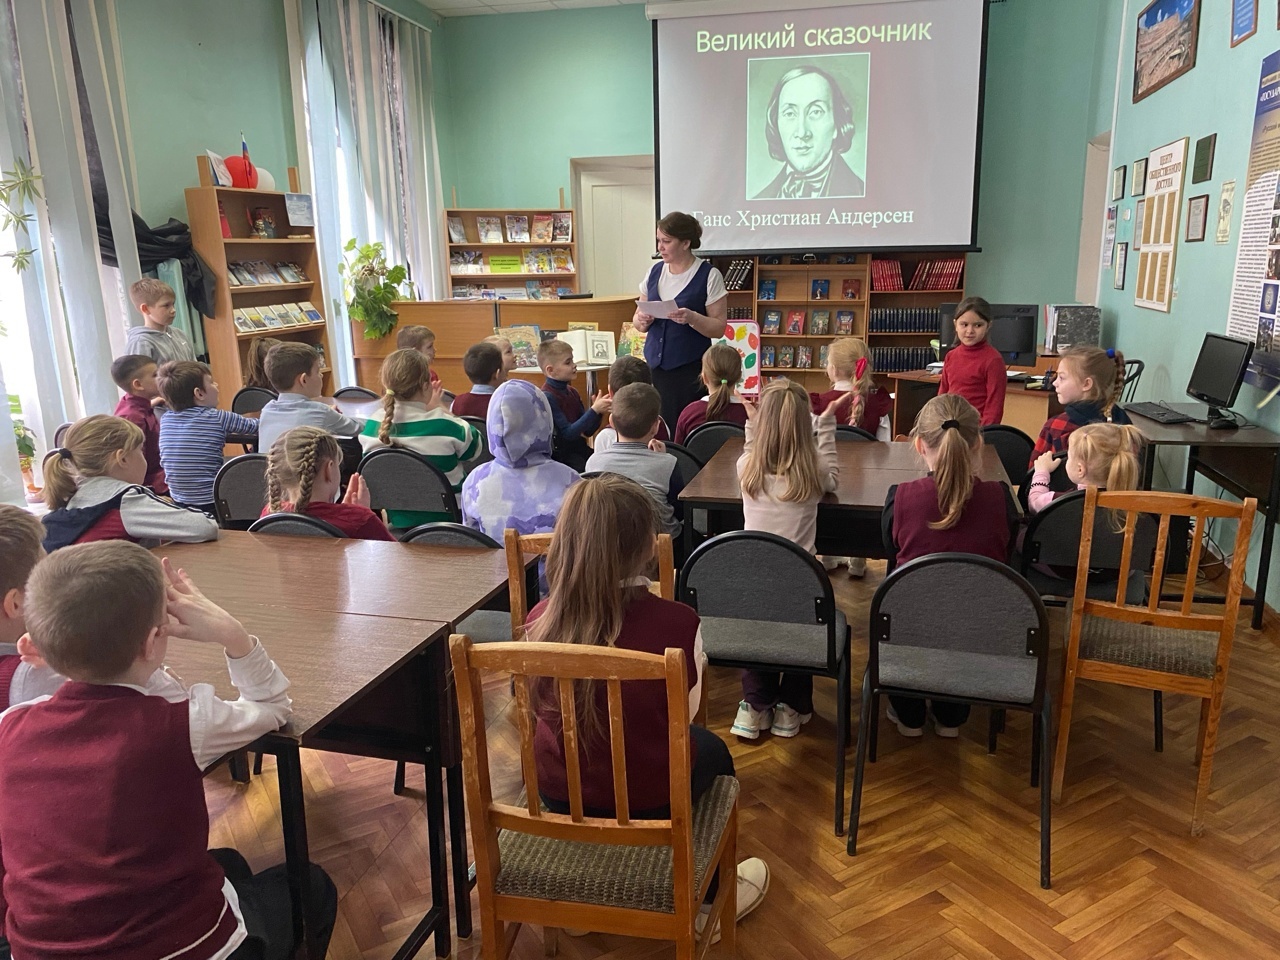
[184,158,334,399]
[866,252,966,378]
[444,208,579,300]
[753,256,871,383]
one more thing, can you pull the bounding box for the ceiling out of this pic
[426,0,654,18]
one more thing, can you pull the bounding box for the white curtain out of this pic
[294,0,445,385]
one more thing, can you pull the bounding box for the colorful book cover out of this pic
[711,320,761,396]
[761,309,782,334]
[298,301,323,323]
[232,309,254,333]
[758,279,777,300]
[796,345,813,369]
[551,249,574,272]
[229,262,257,286]
[810,310,830,335]
[249,260,284,284]
[842,278,862,300]
[477,216,504,242]
[531,214,554,242]
[777,346,795,368]
[551,212,572,242]
[818,345,831,369]
[811,279,830,300]
[447,216,467,243]
[567,321,599,330]
[501,325,541,368]
[617,321,647,358]
[835,310,855,336]
[260,307,285,329]
[243,308,267,330]
[282,303,307,325]
[761,345,776,367]
[505,215,530,242]
[785,311,805,335]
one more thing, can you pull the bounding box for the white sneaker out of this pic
[846,557,867,578]
[694,857,770,944]
[770,702,812,738]
[732,701,773,740]
[819,555,842,571]
[886,703,923,738]
[933,719,961,738]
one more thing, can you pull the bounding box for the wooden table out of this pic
[888,369,1064,439]
[678,437,1010,558]
[156,533,517,959]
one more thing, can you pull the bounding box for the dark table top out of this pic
[1127,402,1280,448]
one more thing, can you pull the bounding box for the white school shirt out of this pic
[637,258,728,306]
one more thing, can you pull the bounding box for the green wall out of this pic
[113,0,297,226]
[435,5,653,208]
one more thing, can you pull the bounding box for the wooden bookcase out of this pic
[443,208,579,299]
[184,159,333,401]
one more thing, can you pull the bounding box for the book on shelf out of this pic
[477,216,504,242]
[243,307,267,330]
[870,307,938,333]
[249,260,285,284]
[530,214,554,242]
[761,345,775,367]
[523,247,553,273]
[273,261,307,283]
[501,325,541,368]
[777,346,795,368]
[551,212,572,242]
[298,301,323,323]
[761,309,782,334]
[818,344,831,369]
[567,321,599,331]
[722,258,754,290]
[281,303,307,325]
[785,310,805,335]
[526,279,559,300]
[447,216,467,243]
[1043,304,1100,351]
[451,283,490,299]
[841,278,862,300]
[811,278,829,300]
[449,250,484,274]
[871,259,905,291]
[796,345,813,369]
[758,278,777,300]
[226,268,240,287]
[492,285,529,300]
[617,322,647,359]
[505,215,529,242]
[810,310,830,335]
[232,309,254,333]
[835,310,855,335]
[586,331,616,365]
[551,249,574,272]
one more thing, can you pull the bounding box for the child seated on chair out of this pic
[1029,346,1131,468]
[0,540,337,959]
[594,355,670,453]
[673,343,749,445]
[43,415,218,550]
[586,383,684,541]
[262,426,394,540]
[243,336,282,391]
[1028,422,1143,514]
[360,348,483,528]
[733,380,840,742]
[256,342,364,453]
[450,341,506,419]
[0,505,65,706]
[881,394,1019,739]
[111,354,168,495]
[539,339,610,471]
[485,334,518,376]
[460,379,578,542]
[527,474,768,936]
[397,324,442,385]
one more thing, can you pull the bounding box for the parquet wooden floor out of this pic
[205,563,1280,958]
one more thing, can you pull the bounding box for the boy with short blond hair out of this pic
[125,278,195,365]
[0,505,64,705]
[256,341,364,452]
[485,335,518,375]
[0,540,335,958]
[157,360,258,513]
[397,324,442,384]
[451,341,505,419]
[539,339,610,472]
[111,353,167,493]
[585,383,683,538]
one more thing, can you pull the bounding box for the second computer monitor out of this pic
[1186,332,1254,413]
[939,303,1039,367]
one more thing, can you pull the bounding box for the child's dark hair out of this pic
[156,361,211,411]
[608,355,652,394]
[264,342,319,393]
[462,342,503,385]
[611,383,662,440]
[396,325,435,351]
[266,426,342,513]
[701,343,741,420]
[953,296,993,325]
[110,355,156,393]
[244,337,282,390]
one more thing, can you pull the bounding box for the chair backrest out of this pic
[449,636,696,905]
[1072,489,1257,643]
[982,425,1035,485]
[460,416,494,472]
[248,512,346,537]
[835,424,876,442]
[1122,358,1145,403]
[333,385,378,401]
[53,422,72,448]
[1016,462,1076,514]
[506,529,675,640]
[213,454,269,530]
[683,422,745,465]
[442,389,457,409]
[870,553,1051,707]
[400,521,501,547]
[231,386,277,417]
[1022,489,1157,571]
[359,447,461,520]
[662,442,704,487]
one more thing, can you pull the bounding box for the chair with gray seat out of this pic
[848,553,1053,888]
[359,447,461,530]
[334,385,378,400]
[678,530,852,834]
[982,424,1035,486]
[399,522,512,642]
[683,422,745,466]
[248,513,345,537]
[664,442,707,541]
[213,454,269,531]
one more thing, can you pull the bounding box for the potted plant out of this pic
[340,239,408,340]
[13,419,38,499]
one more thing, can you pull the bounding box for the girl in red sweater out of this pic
[938,296,1006,425]
[673,342,750,444]
[262,426,395,540]
[809,336,892,439]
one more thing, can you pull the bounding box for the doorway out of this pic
[571,157,655,296]
[1076,132,1111,303]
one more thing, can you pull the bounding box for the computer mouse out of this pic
[1208,417,1238,430]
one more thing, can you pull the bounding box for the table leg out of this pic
[1141,443,1157,490]
[447,763,473,937]
[1253,452,1280,630]
[275,742,321,960]
[426,751,451,957]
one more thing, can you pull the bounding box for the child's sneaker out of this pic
[770,703,812,738]
[819,555,842,571]
[886,703,923,738]
[846,557,867,578]
[732,701,773,740]
[933,719,961,738]
[694,857,770,944]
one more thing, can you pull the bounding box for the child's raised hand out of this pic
[161,558,253,658]
[429,382,446,409]
[591,391,612,415]
[343,473,371,509]
[1034,450,1061,474]
[736,390,758,420]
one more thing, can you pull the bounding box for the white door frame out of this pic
[570,155,655,295]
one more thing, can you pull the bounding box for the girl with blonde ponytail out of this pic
[40,415,217,550]
[359,348,483,528]
[672,343,750,444]
[882,394,1019,738]
[1028,422,1143,520]
[810,337,892,439]
[263,426,393,539]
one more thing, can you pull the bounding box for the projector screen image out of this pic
[655,0,987,253]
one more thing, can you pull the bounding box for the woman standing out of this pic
[632,212,729,431]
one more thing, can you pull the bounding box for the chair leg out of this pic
[1154,690,1164,753]
[1195,696,1210,766]
[1031,713,1041,788]
[1039,699,1053,889]
[542,927,557,957]
[394,761,407,795]
[868,689,881,765]
[229,750,250,783]
[1051,664,1080,803]
[252,752,264,776]
[719,803,738,955]
[987,709,1002,754]
[847,671,874,856]
[834,653,851,837]
[1192,690,1225,836]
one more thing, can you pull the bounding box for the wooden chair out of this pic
[450,635,739,959]
[505,529,675,641]
[1052,489,1257,835]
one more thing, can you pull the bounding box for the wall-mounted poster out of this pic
[1112,166,1127,202]
[1114,243,1129,290]
[1186,195,1210,241]
[1217,180,1236,244]
[1232,0,1258,46]
[712,321,761,396]
[1135,137,1189,312]
[1132,158,1149,196]
[1134,0,1201,103]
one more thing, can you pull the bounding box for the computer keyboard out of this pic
[1126,402,1195,424]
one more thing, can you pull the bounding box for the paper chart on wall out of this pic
[1134,137,1188,313]
[711,321,761,396]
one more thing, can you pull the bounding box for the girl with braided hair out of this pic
[262,426,394,540]
[1028,346,1131,468]
[810,337,892,439]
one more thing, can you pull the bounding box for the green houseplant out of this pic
[0,158,43,273]
[340,239,408,340]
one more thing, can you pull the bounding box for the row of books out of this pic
[870,258,964,291]
[759,253,859,265]
[448,248,575,275]
[869,308,939,334]
[232,301,323,334]
[761,309,856,337]
[450,213,572,245]
[762,344,830,370]
[722,259,755,290]
[872,347,935,373]
[451,280,574,300]
[757,278,863,300]
[227,260,309,286]
[727,306,753,320]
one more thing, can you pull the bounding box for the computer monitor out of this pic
[939,303,1039,367]
[1186,333,1254,416]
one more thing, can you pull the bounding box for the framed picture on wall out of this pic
[1134,0,1201,103]
[1114,243,1128,290]
[1132,158,1148,196]
[1112,165,1127,202]
[1232,0,1258,46]
[1186,194,1209,242]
